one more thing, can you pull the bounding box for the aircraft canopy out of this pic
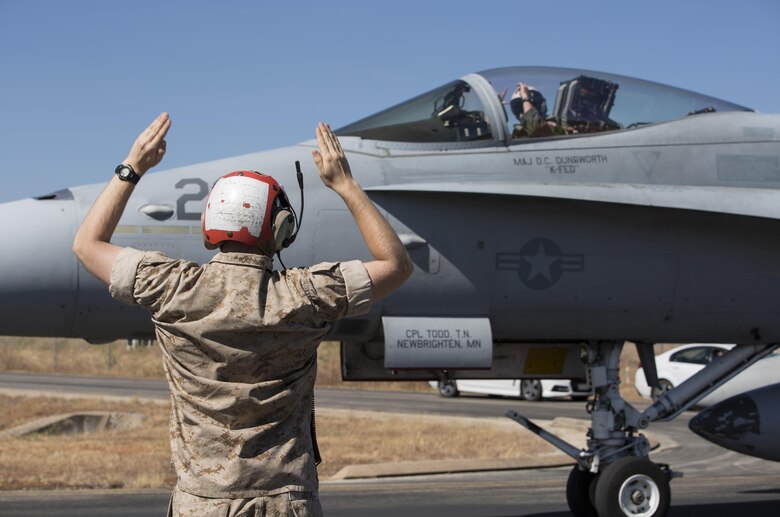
[337,66,751,144]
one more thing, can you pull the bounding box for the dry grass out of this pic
[0,337,165,379]
[0,337,648,398]
[0,337,431,392]
[0,396,174,490]
[317,409,551,471]
[0,338,671,490]
[0,394,553,489]
[0,336,652,404]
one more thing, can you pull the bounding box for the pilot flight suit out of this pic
[512,106,566,139]
[109,248,372,517]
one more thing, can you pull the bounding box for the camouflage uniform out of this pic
[109,248,372,516]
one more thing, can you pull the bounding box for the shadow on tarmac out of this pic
[519,498,780,517]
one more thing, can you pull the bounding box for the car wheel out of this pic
[650,379,673,402]
[520,379,543,401]
[437,380,459,398]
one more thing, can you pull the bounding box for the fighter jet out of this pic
[2,66,779,516]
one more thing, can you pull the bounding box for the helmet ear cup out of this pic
[272,210,295,252]
[203,237,218,251]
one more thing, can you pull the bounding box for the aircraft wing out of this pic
[366,182,780,221]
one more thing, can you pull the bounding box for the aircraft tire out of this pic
[520,379,542,401]
[437,380,459,398]
[565,466,598,517]
[592,456,670,517]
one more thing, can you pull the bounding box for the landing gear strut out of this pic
[511,341,666,515]
[507,339,777,516]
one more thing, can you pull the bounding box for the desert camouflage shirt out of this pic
[109,248,372,498]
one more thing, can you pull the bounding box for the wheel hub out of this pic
[619,474,659,516]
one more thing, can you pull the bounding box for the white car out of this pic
[635,343,780,406]
[430,378,590,402]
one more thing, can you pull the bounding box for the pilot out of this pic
[72,113,412,517]
[509,82,566,138]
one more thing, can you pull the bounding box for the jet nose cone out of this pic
[0,192,79,336]
[689,383,780,462]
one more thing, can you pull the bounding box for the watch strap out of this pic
[115,163,141,184]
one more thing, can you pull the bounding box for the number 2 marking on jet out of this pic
[175,178,209,221]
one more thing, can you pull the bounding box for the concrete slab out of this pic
[0,411,144,438]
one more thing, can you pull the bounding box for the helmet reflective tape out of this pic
[204,176,269,238]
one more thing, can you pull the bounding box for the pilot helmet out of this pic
[510,87,548,120]
[202,170,296,252]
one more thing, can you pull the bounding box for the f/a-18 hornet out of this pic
[2,66,779,516]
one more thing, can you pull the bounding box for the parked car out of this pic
[635,343,780,406]
[430,378,590,402]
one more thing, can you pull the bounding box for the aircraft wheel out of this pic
[650,379,673,402]
[593,457,670,517]
[520,379,542,401]
[437,380,459,398]
[565,466,598,517]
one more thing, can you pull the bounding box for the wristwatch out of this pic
[115,163,141,184]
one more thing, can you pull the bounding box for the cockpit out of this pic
[337,66,752,146]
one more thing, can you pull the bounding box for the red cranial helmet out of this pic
[202,170,295,251]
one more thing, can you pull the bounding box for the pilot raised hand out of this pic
[510,82,565,138]
[72,115,411,517]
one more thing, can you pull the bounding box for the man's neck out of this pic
[219,241,272,256]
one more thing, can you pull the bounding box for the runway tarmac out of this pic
[2,372,780,516]
[2,470,780,517]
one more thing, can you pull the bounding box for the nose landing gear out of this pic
[509,340,672,516]
[507,339,777,516]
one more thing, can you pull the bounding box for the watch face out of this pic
[116,164,138,183]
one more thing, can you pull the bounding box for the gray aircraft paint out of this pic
[0,66,778,348]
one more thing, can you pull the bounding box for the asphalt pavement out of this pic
[2,372,780,516]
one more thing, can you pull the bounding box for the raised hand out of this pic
[312,122,354,191]
[123,112,171,175]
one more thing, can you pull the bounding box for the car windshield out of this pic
[336,67,752,144]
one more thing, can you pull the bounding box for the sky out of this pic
[0,0,778,203]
